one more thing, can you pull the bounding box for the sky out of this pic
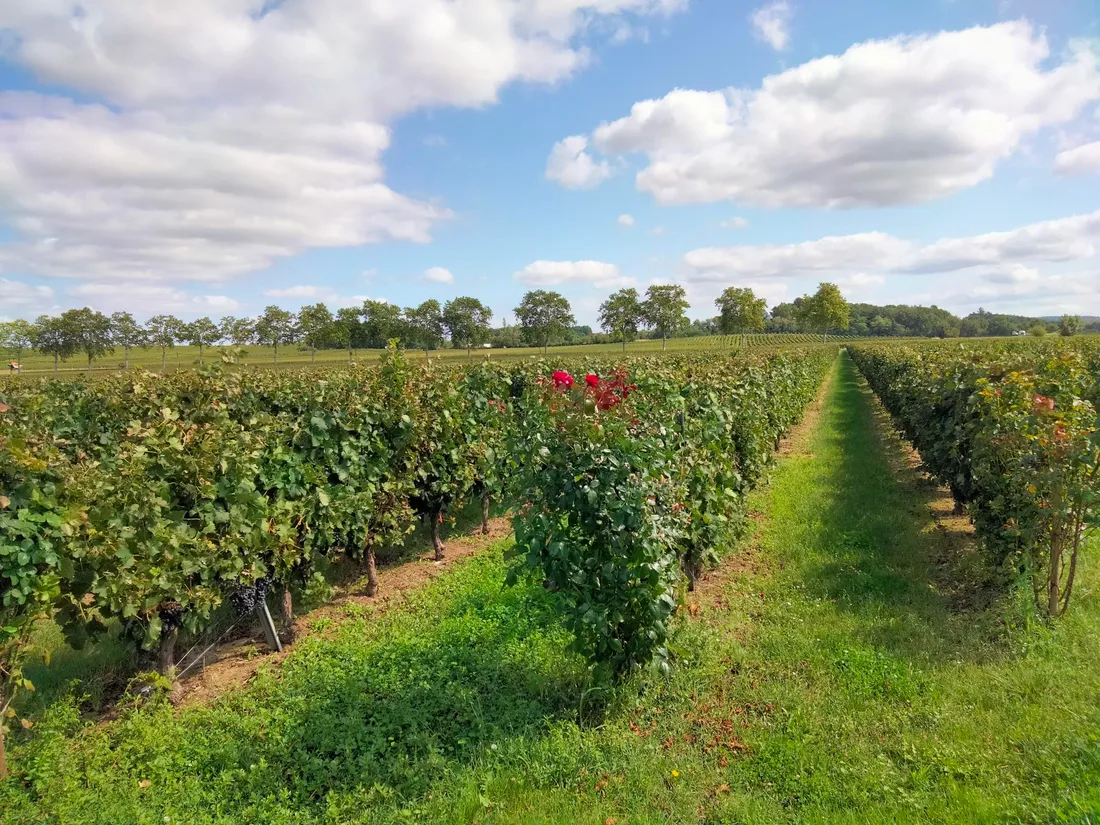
[0,0,1099,327]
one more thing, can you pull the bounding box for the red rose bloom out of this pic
[584,374,599,388]
[552,370,574,389]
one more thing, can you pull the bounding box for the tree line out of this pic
[13,278,1085,371]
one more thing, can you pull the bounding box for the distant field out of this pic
[7,332,864,375]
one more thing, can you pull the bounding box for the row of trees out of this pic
[0,292,572,372]
[599,282,850,349]
[768,302,1095,339]
[7,280,988,373]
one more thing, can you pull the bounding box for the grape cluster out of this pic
[229,585,258,616]
[255,577,272,604]
[230,577,273,617]
[158,601,184,631]
[510,374,526,399]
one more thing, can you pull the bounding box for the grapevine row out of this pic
[849,340,1100,617]
[1,345,834,742]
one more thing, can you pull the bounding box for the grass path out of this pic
[4,354,1098,824]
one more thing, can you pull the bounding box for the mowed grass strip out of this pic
[3,353,1098,824]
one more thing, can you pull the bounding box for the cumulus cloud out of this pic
[514,260,635,288]
[423,266,455,283]
[0,0,687,283]
[551,22,1100,207]
[899,209,1100,273]
[0,277,56,318]
[684,232,910,280]
[545,135,615,189]
[617,213,636,227]
[683,209,1100,287]
[750,2,792,51]
[67,281,241,316]
[1055,140,1100,175]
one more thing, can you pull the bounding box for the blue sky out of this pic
[1,0,1098,326]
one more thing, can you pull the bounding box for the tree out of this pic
[1028,322,1048,337]
[405,299,445,357]
[332,306,365,363]
[60,308,114,373]
[146,314,185,372]
[1059,314,1084,337]
[109,312,146,369]
[513,291,573,354]
[297,303,335,363]
[254,306,298,363]
[361,300,404,350]
[714,286,766,346]
[220,316,255,347]
[642,285,690,351]
[0,320,33,365]
[598,288,644,352]
[29,315,76,373]
[799,283,850,342]
[442,297,494,357]
[183,317,221,367]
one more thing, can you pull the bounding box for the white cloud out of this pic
[0,95,449,282]
[545,135,615,189]
[682,207,1100,286]
[67,281,240,316]
[617,213,636,227]
[750,2,792,51]
[719,216,749,229]
[423,266,455,283]
[1055,140,1100,175]
[515,260,635,288]
[553,22,1100,207]
[899,209,1100,273]
[650,226,667,237]
[684,232,911,280]
[264,285,339,300]
[0,0,687,284]
[0,277,56,318]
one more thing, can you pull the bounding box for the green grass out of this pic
[7,333,859,376]
[3,353,1098,823]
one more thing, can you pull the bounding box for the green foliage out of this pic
[598,288,644,350]
[715,286,767,335]
[514,290,574,353]
[28,316,76,373]
[798,283,850,341]
[145,314,185,371]
[405,299,445,353]
[58,308,114,370]
[295,303,335,361]
[850,339,1100,616]
[254,306,298,362]
[0,320,34,363]
[441,297,493,355]
[642,284,689,349]
[1060,314,1085,337]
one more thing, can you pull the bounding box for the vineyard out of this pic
[849,337,1100,618]
[9,332,867,376]
[1,340,1098,824]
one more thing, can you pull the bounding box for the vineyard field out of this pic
[6,332,868,376]
[1,342,1098,824]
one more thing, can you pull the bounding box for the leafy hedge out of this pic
[849,342,1100,617]
[1,345,834,751]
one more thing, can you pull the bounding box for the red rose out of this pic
[585,374,599,388]
[552,370,574,389]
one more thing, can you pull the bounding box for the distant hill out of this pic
[1040,316,1100,322]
